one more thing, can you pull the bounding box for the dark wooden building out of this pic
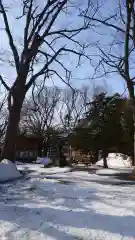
[15,135,44,162]
[15,132,70,164]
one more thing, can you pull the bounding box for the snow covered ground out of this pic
[0,167,135,239]
[17,163,71,176]
[96,167,133,175]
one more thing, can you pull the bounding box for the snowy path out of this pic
[0,170,135,239]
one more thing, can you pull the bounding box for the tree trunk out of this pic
[128,84,135,166]
[132,113,135,166]
[1,89,25,161]
[38,146,42,157]
[102,150,108,168]
[103,156,108,168]
[129,104,135,166]
[43,136,50,157]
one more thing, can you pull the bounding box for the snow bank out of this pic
[0,159,22,182]
[96,153,132,168]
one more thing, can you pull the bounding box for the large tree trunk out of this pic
[127,83,135,166]
[132,112,135,166]
[129,103,135,166]
[1,87,25,161]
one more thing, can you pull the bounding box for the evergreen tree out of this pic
[70,92,133,167]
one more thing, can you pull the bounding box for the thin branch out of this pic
[28,0,59,43]
[41,0,68,39]
[49,69,74,91]
[25,47,65,90]
[0,0,20,73]
[48,26,88,36]
[83,15,133,39]
[0,75,10,91]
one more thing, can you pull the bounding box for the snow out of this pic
[96,168,133,175]
[0,159,22,182]
[96,169,120,175]
[17,163,71,175]
[96,153,132,168]
[0,166,135,239]
[36,157,52,165]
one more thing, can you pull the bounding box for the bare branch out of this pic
[0,0,20,73]
[27,0,59,42]
[0,75,10,91]
[41,0,68,39]
[25,47,65,90]
[83,15,134,39]
[21,85,61,135]
[24,0,34,48]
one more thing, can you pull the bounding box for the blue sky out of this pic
[0,0,126,96]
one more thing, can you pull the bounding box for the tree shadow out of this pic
[0,174,135,239]
[0,203,135,239]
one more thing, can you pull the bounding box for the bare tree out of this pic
[21,86,61,135]
[21,85,61,156]
[81,0,135,164]
[57,87,89,132]
[0,0,90,160]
